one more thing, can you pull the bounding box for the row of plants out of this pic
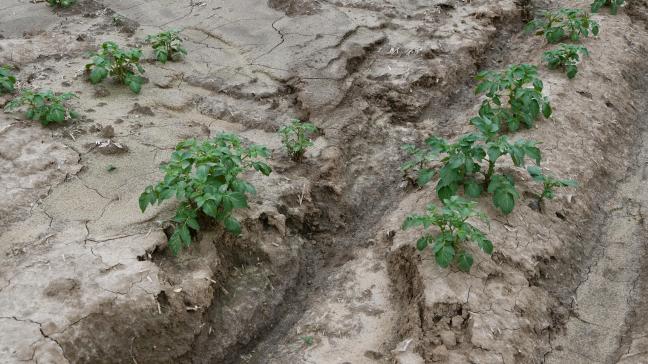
[401,2,622,272]
[1,30,186,124]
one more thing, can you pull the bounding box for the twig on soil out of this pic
[204,277,230,295]
[298,182,307,206]
[130,337,138,364]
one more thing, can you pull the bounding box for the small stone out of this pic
[100,125,115,138]
[128,102,155,116]
[94,86,110,98]
[528,199,541,212]
[440,330,456,348]
[431,345,448,362]
[364,350,383,360]
[76,33,87,41]
[451,315,464,329]
[61,81,72,87]
[88,123,102,133]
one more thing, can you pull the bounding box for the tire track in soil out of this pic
[545,68,648,363]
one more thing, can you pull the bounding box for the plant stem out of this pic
[484,160,495,186]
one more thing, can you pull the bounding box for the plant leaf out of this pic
[435,245,455,268]
[457,251,474,272]
[224,216,242,235]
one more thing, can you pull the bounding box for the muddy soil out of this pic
[1,0,648,363]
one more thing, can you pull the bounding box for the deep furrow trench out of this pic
[233,8,531,364]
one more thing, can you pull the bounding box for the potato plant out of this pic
[473,64,552,133]
[139,133,272,255]
[47,0,76,8]
[4,89,78,125]
[525,8,600,44]
[527,166,577,205]
[403,127,541,214]
[402,143,438,187]
[146,29,187,63]
[402,196,493,272]
[278,119,317,162]
[85,41,145,94]
[0,66,16,94]
[591,0,624,15]
[543,44,589,79]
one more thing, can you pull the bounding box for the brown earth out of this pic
[1,0,648,363]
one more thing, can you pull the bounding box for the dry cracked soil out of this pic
[1,0,648,363]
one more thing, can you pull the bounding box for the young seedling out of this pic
[543,44,589,79]
[85,41,145,94]
[4,89,78,125]
[0,66,16,94]
[401,143,438,186]
[525,8,600,44]
[47,0,76,8]
[591,0,625,15]
[402,196,493,272]
[278,119,317,162]
[301,336,314,347]
[139,133,272,255]
[527,166,577,208]
[473,64,552,132]
[402,129,541,214]
[146,29,187,63]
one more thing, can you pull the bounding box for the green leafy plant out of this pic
[301,336,314,346]
[527,166,577,205]
[525,8,600,44]
[146,29,187,63]
[139,133,272,255]
[85,41,145,94]
[403,128,541,214]
[278,119,317,162]
[402,196,493,272]
[0,66,16,94]
[401,143,438,186]
[543,44,589,79]
[473,64,552,133]
[4,89,78,125]
[591,0,624,15]
[47,0,76,8]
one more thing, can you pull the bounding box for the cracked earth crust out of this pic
[2,0,648,363]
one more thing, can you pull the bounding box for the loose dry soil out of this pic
[1,0,648,363]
